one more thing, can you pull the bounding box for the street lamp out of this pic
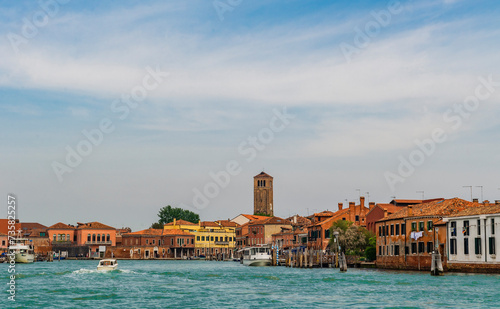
[333,231,339,268]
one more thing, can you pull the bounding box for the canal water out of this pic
[1,260,499,308]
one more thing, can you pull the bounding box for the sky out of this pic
[1,0,500,231]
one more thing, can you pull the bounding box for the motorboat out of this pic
[97,259,118,271]
[9,238,35,263]
[242,246,272,266]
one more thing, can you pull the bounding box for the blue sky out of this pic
[1,0,500,231]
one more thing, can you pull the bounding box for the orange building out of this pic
[376,198,484,271]
[308,197,371,250]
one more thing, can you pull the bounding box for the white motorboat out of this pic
[242,246,272,266]
[97,259,118,271]
[9,238,35,263]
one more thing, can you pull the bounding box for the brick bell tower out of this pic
[254,172,274,216]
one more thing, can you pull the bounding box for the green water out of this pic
[1,260,499,308]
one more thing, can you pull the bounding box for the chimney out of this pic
[349,202,355,212]
[484,200,490,206]
[384,209,388,218]
[174,218,176,226]
[496,200,500,205]
[360,196,365,207]
[338,203,343,210]
[473,198,479,203]
[408,205,413,217]
[369,202,375,210]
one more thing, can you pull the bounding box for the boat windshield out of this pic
[257,248,267,253]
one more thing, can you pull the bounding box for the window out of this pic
[419,221,424,232]
[427,221,433,231]
[463,221,470,236]
[451,221,457,236]
[390,225,394,236]
[355,215,359,222]
[475,237,482,255]
[211,236,214,241]
[418,242,425,253]
[492,219,495,235]
[401,223,406,235]
[215,237,219,242]
[325,229,330,239]
[53,234,56,242]
[386,226,389,236]
[40,232,46,237]
[379,246,382,256]
[171,239,173,245]
[107,234,110,242]
[152,240,155,245]
[197,236,200,241]
[450,238,457,255]
[477,220,481,236]
[92,234,96,242]
[61,234,65,241]
[405,246,409,255]
[146,239,149,245]
[411,243,417,254]
[489,237,496,255]
[201,236,205,241]
[394,245,400,256]
[427,242,433,253]
[379,226,382,236]
[395,224,400,236]
[464,238,469,255]
[97,234,101,242]
[87,234,91,242]
[67,234,70,241]
[411,222,417,231]
[191,239,194,244]
[383,246,385,255]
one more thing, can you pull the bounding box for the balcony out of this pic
[85,241,112,245]
[52,241,73,246]
[214,241,229,245]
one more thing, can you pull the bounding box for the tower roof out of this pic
[254,171,273,178]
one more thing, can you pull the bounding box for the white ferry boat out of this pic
[242,246,272,266]
[97,259,118,271]
[9,238,35,263]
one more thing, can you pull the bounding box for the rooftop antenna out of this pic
[417,191,424,200]
[475,186,483,202]
[463,186,473,202]
[365,192,370,203]
[356,189,361,199]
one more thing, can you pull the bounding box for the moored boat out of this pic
[9,238,35,264]
[97,258,118,271]
[242,246,272,266]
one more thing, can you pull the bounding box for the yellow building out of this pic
[164,219,238,259]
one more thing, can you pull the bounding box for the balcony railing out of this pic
[214,241,229,245]
[85,241,112,245]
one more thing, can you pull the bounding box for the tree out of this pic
[151,205,200,227]
[364,236,377,261]
[329,220,374,256]
[150,222,163,229]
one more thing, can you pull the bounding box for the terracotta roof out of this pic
[162,229,194,236]
[445,204,500,217]
[200,221,220,227]
[47,222,75,230]
[164,219,197,226]
[76,222,115,230]
[374,204,403,215]
[126,229,164,236]
[20,222,48,230]
[286,215,312,226]
[250,216,291,226]
[216,220,239,227]
[309,209,350,227]
[380,198,483,222]
[23,228,48,237]
[254,171,273,178]
[241,214,271,221]
[391,199,423,204]
[0,232,8,236]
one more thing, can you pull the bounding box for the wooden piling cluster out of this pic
[280,248,335,268]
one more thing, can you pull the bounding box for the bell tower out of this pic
[254,172,273,216]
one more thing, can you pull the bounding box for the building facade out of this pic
[443,202,500,272]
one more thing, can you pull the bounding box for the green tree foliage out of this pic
[149,222,163,229]
[329,220,374,256]
[364,236,377,261]
[151,205,200,227]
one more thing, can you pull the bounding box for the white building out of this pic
[443,203,500,265]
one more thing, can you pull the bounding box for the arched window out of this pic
[62,234,65,241]
[53,234,56,242]
[87,234,91,242]
[97,234,101,242]
[67,234,70,241]
[107,234,110,242]
[102,234,105,242]
[92,234,96,242]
